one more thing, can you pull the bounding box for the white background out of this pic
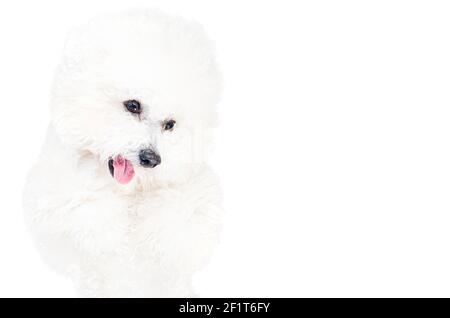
[1,0,450,297]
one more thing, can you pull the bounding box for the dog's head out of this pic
[50,10,222,184]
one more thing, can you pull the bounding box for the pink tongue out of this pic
[113,156,135,184]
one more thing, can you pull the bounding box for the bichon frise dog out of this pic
[23,10,223,297]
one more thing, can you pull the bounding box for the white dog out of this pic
[23,10,223,297]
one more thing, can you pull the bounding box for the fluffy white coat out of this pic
[23,10,223,297]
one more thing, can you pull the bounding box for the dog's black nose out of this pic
[139,149,161,168]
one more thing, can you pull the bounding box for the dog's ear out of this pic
[60,25,107,76]
[60,26,87,73]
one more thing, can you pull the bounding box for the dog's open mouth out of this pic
[108,155,135,184]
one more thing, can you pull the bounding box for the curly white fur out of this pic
[23,9,223,297]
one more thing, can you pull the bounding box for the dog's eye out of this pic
[162,119,176,131]
[123,100,141,114]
